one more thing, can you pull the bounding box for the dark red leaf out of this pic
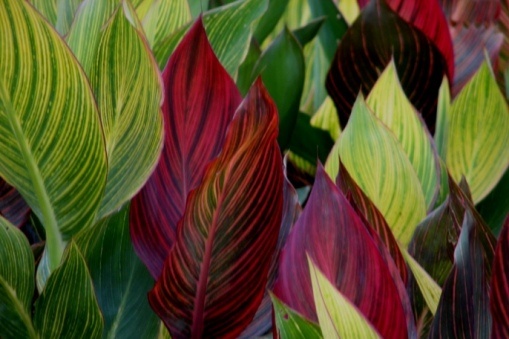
[149,79,284,339]
[490,215,509,338]
[0,178,30,228]
[274,165,412,339]
[326,0,446,132]
[130,18,242,278]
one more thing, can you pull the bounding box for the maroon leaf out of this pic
[130,18,242,278]
[326,0,446,132]
[149,79,284,338]
[0,178,30,228]
[274,164,412,339]
[490,215,509,338]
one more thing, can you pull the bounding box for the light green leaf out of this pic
[366,61,440,209]
[153,0,268,78]
[308,257,380,339]
[310,96,340,141]
[0,0,107,270]
[76,205,160,339]
[142,0,191,47]
[30,0,82,35]
[443,60,509,203]
[271,293,322,339]
[435,77,450,161]
[34,242,104,339]
[338,0,360,25]
[327,96,426,246]
[87,3,163,218]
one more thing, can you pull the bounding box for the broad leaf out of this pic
[326,0,446,132]
[442,60,509,203]
[34,242,104,339]
[0,178,30,227]
[31,0,82,36]
[274,165,412,338]
[77,205,160,339]
[141,0,191,47]
[490,216,509,338]
[253,0,290,44]
[130,18,242,279]
[271,294,322,339]
[293,17,326,47]
[0,0,107,270]
[149,79,284,338]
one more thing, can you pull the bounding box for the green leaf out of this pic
[76,205,159,339]
[311,96,340,141]
[253,0,289,44]
[338,0,360,25]
[477,168,509,236]
[308,256,381,339]
[327,96,426,246]
[86,3,164,219]
[293,17,326,47]
[34,242,104,339]
[0,0,107,271]
[443,60,509,203]
[30,0,82,35]
[236,39,262,95]
[434,77,451,162]
[141,0,191,47]
[154,0,268,78]
[0,217,37,339]
[271,293,322,339]
[252,28,305,148]
[366,61,440,209]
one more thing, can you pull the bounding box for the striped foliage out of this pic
[141,0,191,47]
[272,294,322,339]
[30,0,82,36]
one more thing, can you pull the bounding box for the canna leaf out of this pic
[130,18,242,279]
[253,0,290,44]
[0,0,107,270]
[477,169,509,236]
[326,0,445,132]
[271,294,322,339]
[438,0,501,25]
[149,79,284,338]
[0,178,30,228]
[292,17,326,47]
[30,0,82,36]
[490,216,509,338]
[274,165,411,338]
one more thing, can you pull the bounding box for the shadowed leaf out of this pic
[0,179,30,228]
[490,216,509,338]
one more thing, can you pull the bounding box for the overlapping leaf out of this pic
[149,79,284,338]
[478,169,509,235]
[141,0,191,47]
[0,179,30,228]
[271,294,322,339]
[490,216,509,338]
[31,0,82,36]
[438,0,501,25]
[130,18,242,279]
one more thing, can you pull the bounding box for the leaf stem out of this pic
[0,80,64,271]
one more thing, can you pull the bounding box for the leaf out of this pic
[130,18,242,279]
[253,0,290,44]
[338,0,360,25]
[292,17,326,47]
[429,210,494,338]
[30,0,83,36]
[0,217,37,339]
[149,79,284,338]
[271,294,322,339]
[76,205,160,339]
[236,39,262,95]
[490,216,509,338]
[0,178,30,228]
[308,256,381,339]
[328,96,426,246]
[477,168,509,236]
[86,3,164,219]
[33,242,104,339]
[141,0,191,47]
[274,165,412,338]
[438,0,501,26]
[0,0,107,270]
[326,0,446,132]
[442,60,509,203]
[251,28,305,149]
[153,0,268,78]
[366,60,440,209]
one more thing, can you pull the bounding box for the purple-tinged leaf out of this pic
[0,178,30,228]
[149,79,284,339]
[274,165,411,339]
[326,0,446,132]
[438,0,501,25]
[130,17,242,279]
[490,215,509,338]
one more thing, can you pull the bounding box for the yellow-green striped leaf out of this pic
[442,60,509,203]
[326,96,426,246]
[153,0,268,78]
[85,3,164,218]
[0,217,37,339]
[366,61,440,209]
[308,257,381,339]
[311,96,341,141]
[30,0,82,35]
[142,0,191,47]
[0,0,107,270]
[34,242,103,339]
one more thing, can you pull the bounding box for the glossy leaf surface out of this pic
[149,79,283,338]
[130,18,242,279]
[490,216,509,338]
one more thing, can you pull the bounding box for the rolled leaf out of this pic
[149,79,284,338]
[490,216,509,338]
[0,179,30,228]
[271,294,322,339]
[130,18,242,279]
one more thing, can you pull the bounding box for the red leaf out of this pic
[0,178,30,228]
[491,215,509,338]
[149,79,284,338]
[130,18,242,278]
[326,0,446,132]
[274,165,411,338]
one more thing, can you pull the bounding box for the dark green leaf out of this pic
[237,39,262,95]
[293,17,326,47]
[253,0,289,44]
[477,168,509,236]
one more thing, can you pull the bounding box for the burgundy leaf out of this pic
[130,17,242,278]
[149,79,284,339]
[326,0,446,132]
[0,178,30,228]
[274,164,412,339]
[490,215,509,338]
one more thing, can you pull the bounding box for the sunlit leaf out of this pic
[141,0,191,47]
